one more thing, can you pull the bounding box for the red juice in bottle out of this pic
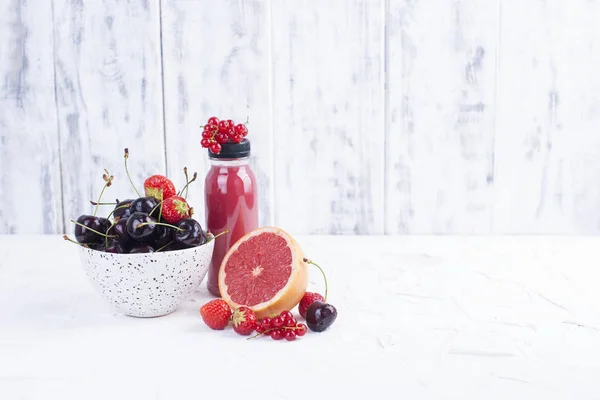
[204,139,258,297]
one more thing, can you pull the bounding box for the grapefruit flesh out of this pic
[218,227,308,319]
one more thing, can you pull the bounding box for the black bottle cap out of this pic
[208,138,251,159]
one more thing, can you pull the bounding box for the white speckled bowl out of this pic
[78,237,214,317]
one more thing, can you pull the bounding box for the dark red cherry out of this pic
[107,218,131,249]
[174,219,206,247]
[130,197,159,215]
[74,215,111,244]
[305,301,338,332]
[104,240,126,254]
[153,224,174,249]
[129,244,154,253]
[159,241,188,252]
[113,199,134,220]
[126,212,157,242]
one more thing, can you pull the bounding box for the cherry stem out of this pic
[184,168,190,198]
[136,221,184,232]
[89,201,117,206]
[177,171,198,198]
[71,220,117,238]
[181,167,189,198]
[206,229,230,243]
[124,148,141,197]
[149,201,163,218]
[155,240,174,252]
[63,235,90,248]
[105,220,117,247]
[93,170,113,217]
[303,258,328,302]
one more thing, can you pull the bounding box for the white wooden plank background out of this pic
[386,0,498,234]
[53,0,166,234]
[0,0,63,234]
[271,0,386,235]
[494,0,600,234]
[2,0,600,235]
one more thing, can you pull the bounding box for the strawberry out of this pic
[298,292,325,319]
[200,299,232,330]
[144,175,176,201]
[161,195,190,224]
[231,306,258,335]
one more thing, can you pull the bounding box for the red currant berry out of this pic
[226,119,234,129]
[280,311,293,320]
[210,142,221,154]
[215,133,228,144]
[232,133,243,144]
[295,323,307,336]
[201,138,211,148]
[271,329,283,340]
[217,120,229,133]
[202,130,212,139]
[284,330,297,341]
[272,316,284,328]
[285,318,297,327]
[260,317,272,330]
[234,124,248,137]
[207,117,219,126]
[256,325,266,334]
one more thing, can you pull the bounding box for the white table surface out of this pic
[1,234,600,400]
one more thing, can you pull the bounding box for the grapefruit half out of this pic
[218,227,308,319]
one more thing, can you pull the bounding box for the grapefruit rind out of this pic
[218,227,308,319]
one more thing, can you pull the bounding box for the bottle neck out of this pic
[209,156,250,167]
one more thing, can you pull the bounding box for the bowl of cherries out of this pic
[64,150,222,318]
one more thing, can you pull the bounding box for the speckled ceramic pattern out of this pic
[78,239,214,317]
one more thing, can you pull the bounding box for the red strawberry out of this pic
[200,299,232,330]
[161,195,190,224]
[298,292,325,319]
[144,175,177,201]
[231,306,258,335]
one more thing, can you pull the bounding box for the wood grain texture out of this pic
[385,0,499,234]
[4,0,600,236]
[53,0,166,230]
[0,0,63,234]
[493,0,600,234]
[271,0,385,235]
[161,0,273,227]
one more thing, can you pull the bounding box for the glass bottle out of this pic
[204,139,258,297]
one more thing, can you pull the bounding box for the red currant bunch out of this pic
[200,116,249,155]
[254,310,307,341]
